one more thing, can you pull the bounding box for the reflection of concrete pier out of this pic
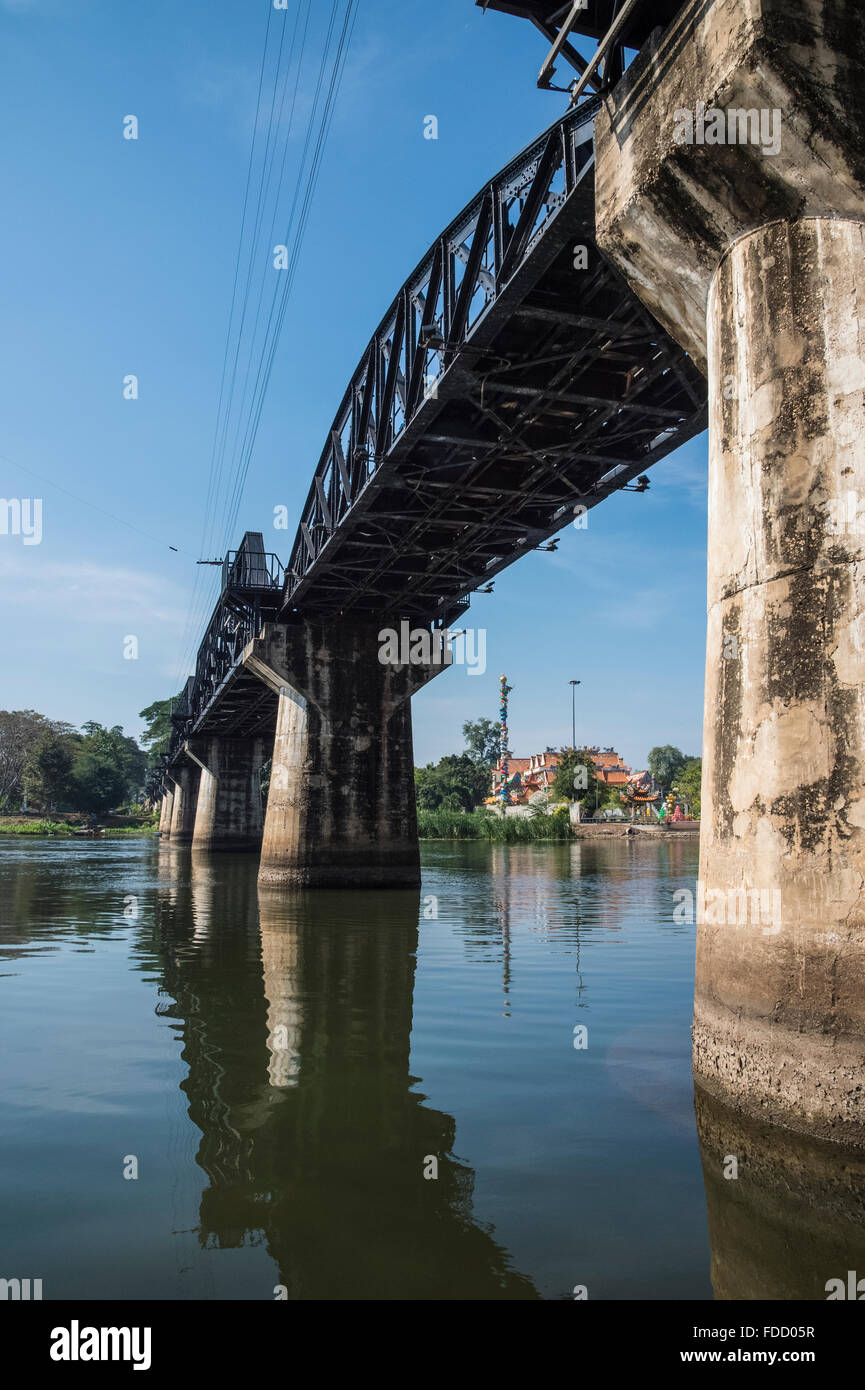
[258,900,302,1089]
[696,1085,865,1300]
[157,864,537,1298]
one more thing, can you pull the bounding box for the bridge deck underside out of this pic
[189,668,278,742]
[476,0,686,49]
[283,190,706,626]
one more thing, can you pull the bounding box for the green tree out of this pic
[71,748,129,815]
[462,717,503,768]
[0,711,79,810]
[597,784,625,812]
[552,748,601,805]
[415,754,491,811]
[0,710,52,809]
[647,745,694,791]
[78,722,147,802]
[138,695,182,766]
[0,712,148,815]
[672,757,702,815]
[22,732,76,813]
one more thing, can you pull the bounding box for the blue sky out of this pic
[0,0,708,771]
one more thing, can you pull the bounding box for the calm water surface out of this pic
[1,836,862,1300]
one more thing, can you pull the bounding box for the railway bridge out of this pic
[154,0,865,1145]
[154,89,706,884]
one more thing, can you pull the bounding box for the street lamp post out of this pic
[569,679,581,751]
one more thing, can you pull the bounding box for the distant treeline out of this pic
[0,698,176,818]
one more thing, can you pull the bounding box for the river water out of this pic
[1,835,863,1301]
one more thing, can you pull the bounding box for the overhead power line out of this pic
[173,1,357,693]
[220,0,359,551]
[0,450,190,556]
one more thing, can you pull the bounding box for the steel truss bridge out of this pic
[157,5,706,788]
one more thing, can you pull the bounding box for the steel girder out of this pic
[280,101,706,627]
[474,0,688,96]
[173,86,708,756]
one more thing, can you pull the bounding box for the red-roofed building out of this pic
[489,746,632,802]
[588,746,631,787]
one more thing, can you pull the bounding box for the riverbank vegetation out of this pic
[0,818,74,836]
[0,708,165,818]
[101,824,159,836]
[414,717,507,813]
[415,718,704,833]
[0,814,158,836]
[647,746,702,812]
[418,807,571,841]
[415,716,612,830]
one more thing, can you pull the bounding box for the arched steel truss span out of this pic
[156,98,707,783]
[281,99,706,627]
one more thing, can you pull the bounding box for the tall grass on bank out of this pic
[417,808,571,841]
[0,819,158,838]
[101,827,159,836]
[0,819,74,836]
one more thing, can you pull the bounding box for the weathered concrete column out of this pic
[696,217,865,1141]
[188,735,266,853]
[595,0,865,1141]
[244,619,445,888]
[158,789,174,838]
[168,763,199,846]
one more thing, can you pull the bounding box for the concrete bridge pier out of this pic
[595,0,865,1142]
[244,619,446,889]
[158,788,174,838]
[167,763,199,847]
[188,735,267,853]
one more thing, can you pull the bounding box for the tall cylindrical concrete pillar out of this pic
[190,736,266,853]
[694,217,865,1142]
[158,790,174,838]
[168,764,199,846]
[592,0,865,1143]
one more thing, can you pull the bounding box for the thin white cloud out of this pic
[0,555,188,629]
[0,555,194,731]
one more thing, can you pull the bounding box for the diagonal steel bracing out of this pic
[156,75,707,792]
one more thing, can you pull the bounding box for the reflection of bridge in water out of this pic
[152,0,865,1159]
[144,847,865,1300]
[153,63,706,891]
[154,848,537,1298]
